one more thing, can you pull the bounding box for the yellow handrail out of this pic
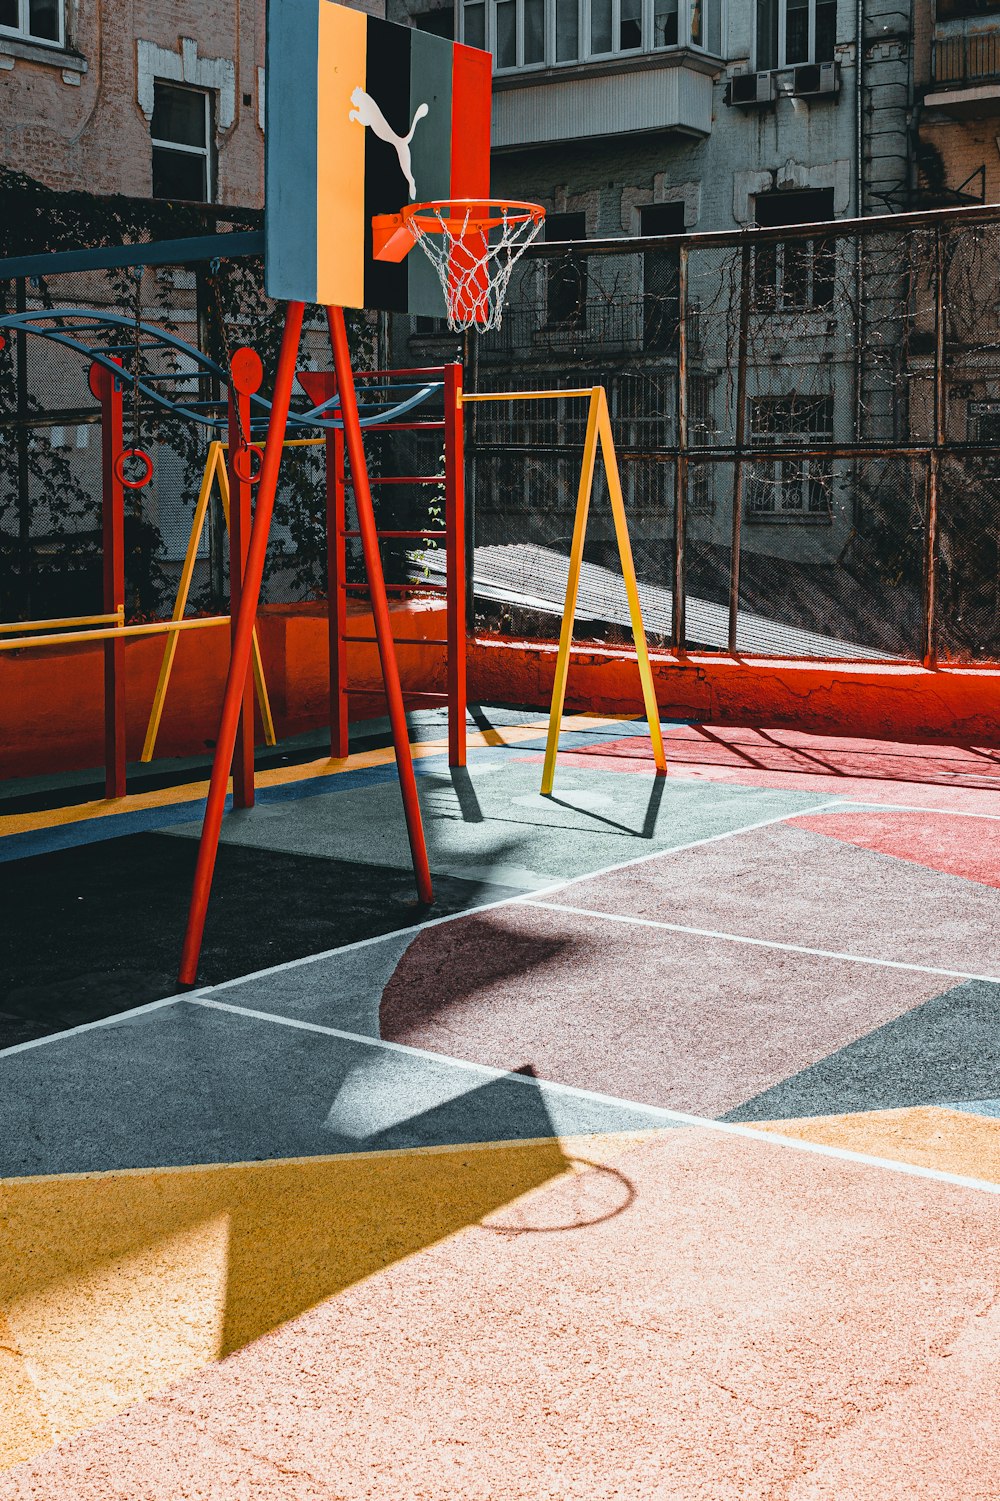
[459,389,596,403]
[0,606,124,635]
[0,615,230,653]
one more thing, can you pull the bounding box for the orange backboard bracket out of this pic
[372,213,416,264]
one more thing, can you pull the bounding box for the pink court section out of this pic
[791,809,1000,889]
[1,1131,996,1501]
[378,902,949,1113]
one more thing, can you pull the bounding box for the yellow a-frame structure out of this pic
[460,385,666,793]
[141,442,276,763]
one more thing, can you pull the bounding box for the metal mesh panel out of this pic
[458,208,1000,664]
[0,216,377,624]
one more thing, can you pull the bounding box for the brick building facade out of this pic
[1,1,266,206]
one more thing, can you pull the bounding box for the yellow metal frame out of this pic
[0,612,231,653]
[460,386,666,792]
[0,608,124,636]
[141,442,276,762]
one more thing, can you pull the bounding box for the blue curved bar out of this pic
[0,309,443,432]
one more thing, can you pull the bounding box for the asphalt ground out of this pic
[1,708,998,1495]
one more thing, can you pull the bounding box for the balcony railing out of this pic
[932,29,1000,87]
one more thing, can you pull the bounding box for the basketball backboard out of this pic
[265,0,492,315]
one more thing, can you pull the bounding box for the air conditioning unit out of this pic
[792,60,839,98]
[726,70,777,107]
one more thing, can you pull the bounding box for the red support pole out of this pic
[329,426,349,758]
[301,369,350,759]
[325,305,433,904]
[88,359,126,799]
[444,363,467,768]
[227,347,264,809]
[179,302,305,985]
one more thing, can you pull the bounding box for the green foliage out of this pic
[0,170,385,619]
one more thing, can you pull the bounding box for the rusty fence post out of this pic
[728,240,751,655]
[924,226,945,667]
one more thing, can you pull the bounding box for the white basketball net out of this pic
[408,204,544,333]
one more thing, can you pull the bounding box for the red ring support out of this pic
[114,448,153,489]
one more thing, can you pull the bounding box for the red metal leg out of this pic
[444,362,467,768]
[89,360,126,799]
[325,305,433,904]
[329,427,349,757]
[227,347,263,809]
[179,302,305,985]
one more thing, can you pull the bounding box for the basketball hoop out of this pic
[372,199,545,332]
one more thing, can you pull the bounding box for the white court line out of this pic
[0,796,838,1058]
[186,994,1000,1197]
[527,900,1000,987]
[0,994,195,1059]
[203,797,843,996]
[814,800,1000,822]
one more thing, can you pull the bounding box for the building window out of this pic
[151,82,213,203]
[545,211,588,328]
[755,0,835,70]
[461,0,723,71]
[752,188,835,311]
[748,395,833,519]
[639,202,684,352]
[936,0,1000,19]
[0,0,64,46]
[415,6,455,38]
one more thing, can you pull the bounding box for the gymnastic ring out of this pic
[232,444,265,484]
[114,448,154,489]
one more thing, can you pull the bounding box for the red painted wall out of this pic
[0,603,996,782]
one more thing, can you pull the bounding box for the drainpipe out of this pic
[856,0,865,215]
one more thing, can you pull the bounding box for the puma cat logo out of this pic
[349,88,429,200]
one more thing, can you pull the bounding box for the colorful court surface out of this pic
[1,709,998,1495]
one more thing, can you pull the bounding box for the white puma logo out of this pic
[349,88,429,200]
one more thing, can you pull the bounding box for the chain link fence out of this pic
[4,176,998,669]
[0,176,390,627]
[461,204,1000,664]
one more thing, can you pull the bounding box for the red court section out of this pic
[792,809,1000,890]
[525,724,1000,813]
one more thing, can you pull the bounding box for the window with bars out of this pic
[748,394,834,519]
[461,0,722,72]
[752,188,836,311]
[151,82,213,203]
[545,211,588,329]
[640,201,684,353]
[936,0,1000,19]
[0,0,63,46]
[755,0,835,69]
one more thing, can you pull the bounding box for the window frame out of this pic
[543,210,589,329]
[150,81,214,205]
[461,0,724,75]
[747,394,835,521]
[751,189,836,313]
[753,0,834,71]
[0,0,65,49]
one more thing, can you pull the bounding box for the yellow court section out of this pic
[316,0,367,307]
[0,1136,576,1470]
[758,1106,1000,1185]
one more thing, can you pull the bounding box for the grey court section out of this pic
[947,1099,1000,1120]
[726,978,1000,1122]
[165,758,828,892]
[0,1001,676,1179]
[211,928,420,1033]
